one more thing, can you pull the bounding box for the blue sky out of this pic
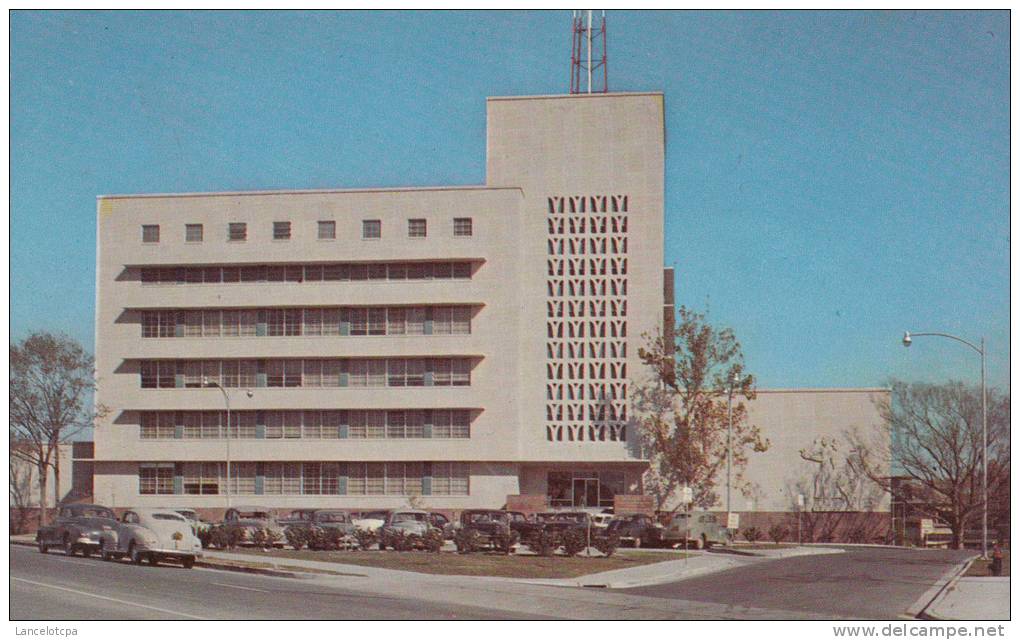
[10,10,1010,391]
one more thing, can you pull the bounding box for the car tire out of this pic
[147,555,159,566]
[63,537,74,556]
[82,547,93,558]
[38,540,48,554]
[694,537,704,550]
[101,541,113,561]
[129,542,143,565]
[182,556,195,569]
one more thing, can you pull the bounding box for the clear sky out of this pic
[10,10,1010,392]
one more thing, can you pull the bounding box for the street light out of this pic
[203,378,253,510]
[726,370,740,521]
[901,330,987,558]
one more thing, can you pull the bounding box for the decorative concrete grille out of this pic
[545,195,629,443]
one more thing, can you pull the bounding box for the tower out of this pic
[570,10,608,94]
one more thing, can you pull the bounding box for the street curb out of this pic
[906,555,979,619]
[11,537,302,579]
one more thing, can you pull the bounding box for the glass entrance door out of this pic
[572,478,600,508]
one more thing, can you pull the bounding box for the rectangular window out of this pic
[302,463,321,495]
[362,219,381,239]
[230,462,256,495]
[228,222,247,241]
[406,359,425,387]
[303,360,321,387]
[366,411,385,438]
[183,311,202,338]
[186,224,203,242]
[283,410,302,438]
[322,360,340,387]
[348,410,366,439]
[318,220,336,240]
[140,413,158,439]
[387,308,406,335]
[266,412,283,439]
[368,308,386,335]
[273,221,291,240]
[263,462,282,494]
[304,309,322,336]
[385,462,405,495]
[183,462,221,495]
[349,308,367,336]
[366,463,385,495]
[203,310,221,337]
[406,410,425,438]
[142,312,159,338]
[238,360,257,387]
[406,308,426,335]
[386,411,405,439]
[302,411,322,439]
[139,463,173,495]
[222,311,239,337]
[452,307,471,334]
[232,412,257,439]
[142,225,160,243]
[454,217,473,237]
[433,307,452,335]
[408,219,427,238]
[451,409,470,438]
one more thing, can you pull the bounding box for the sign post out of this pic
[681,486,693,563]
[796,493,805,544]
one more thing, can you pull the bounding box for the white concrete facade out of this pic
[93,93,666,512]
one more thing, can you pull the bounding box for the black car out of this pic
[606,514,664,548]
[507,511,544,545]
[534,511,594,535]
[36,504,118,556]
[456,509,516,552]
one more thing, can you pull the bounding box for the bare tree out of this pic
[634,306,769,511]
[9,449,35,534]
[10,332,101,527]
[850,380,1010,548]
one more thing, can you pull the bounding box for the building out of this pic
[10,441,94,533]
[93,92,666,515]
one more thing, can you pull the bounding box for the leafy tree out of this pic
[634,306,769,511]
[850,380,1010,549]
[10,332,103,527]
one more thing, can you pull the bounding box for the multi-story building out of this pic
[93,92,666,513]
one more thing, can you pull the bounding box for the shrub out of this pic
[455,528,481,554]
[768,524,788,545]
[529,530,559,557]
[251,527,268,549]
[209,524,245,550]
[285,526,308,550]
[320,527,345,551]
[742,526,763,544]
[353,528,378,551]
[197,527,213,549]
[423,528,445,553]
[593,533,620,557]
[493,530,518,554]
[561,528,588,556]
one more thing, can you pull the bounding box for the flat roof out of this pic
[753,387,890,394]
[487,91,664,102]
[98,184,524,200]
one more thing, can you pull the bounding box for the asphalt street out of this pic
[623,546,976,619]
[9,544,549,620]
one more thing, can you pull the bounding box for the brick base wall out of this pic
[615,494,655,516]
[505,494,548,515]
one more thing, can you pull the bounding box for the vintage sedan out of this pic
[100,508,203,567]
[37,504,119,556]
[172,508,212,537]
[455,509,517,553]
[351,510,389,532]
[661,512,732,549]
[606,514,664,548]
[221,506,286,546]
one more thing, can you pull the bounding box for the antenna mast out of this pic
[570,10,607,94]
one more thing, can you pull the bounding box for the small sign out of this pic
[727,513,740,530]
[920,518,934,535]
[797,494,805,508]
[680,486,693,505]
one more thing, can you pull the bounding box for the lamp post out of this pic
[203,379,253,511]
[901,331,987,558]
[726,371,739,521]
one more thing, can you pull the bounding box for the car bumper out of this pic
[141,547,202,558]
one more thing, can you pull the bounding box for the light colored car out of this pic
[380,510,433,537]
[352,510,389,532]
[591,513,615,530]
[100,508,203,567]
[661,512,732,549]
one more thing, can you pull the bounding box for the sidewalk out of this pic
[926,577,1010,621]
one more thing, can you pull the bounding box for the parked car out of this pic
[100,508,203,568]
[507,511,544,545]
[279,509,318,527]
[606,514,664,548]
[379,510,433,542]
[221,506,286,546]
[36,504,119,557]
[352,510,389,532]
[172,508,211,537]
[906,517,954,548]
[661,512,731,549]
[535,511,595,536]
[455,509,516,552]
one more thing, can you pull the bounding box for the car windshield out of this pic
[239,512,269,519]
[362,511,388,520]
[557,513,585,523]
[467,512,504,523]
[316,512,348,523]
[393,512,427,523]
[176,510,197,519]
[152,513,187,522]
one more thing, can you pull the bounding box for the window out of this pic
[228,222,247,241]
[362,220,381,239]
[185,224,203,242]
[139,463,173,495]
[273,221,291,240]
[182,462,221,495]
[142,225,160,243]
[454,217,473,237]
[408,219,427,238]
[431,462,469,496]
[229,462,257,495]
[318,221,336,240]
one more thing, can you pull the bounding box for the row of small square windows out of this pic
[141,218,473,243]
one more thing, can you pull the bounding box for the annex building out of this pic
[93,92,666,514]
